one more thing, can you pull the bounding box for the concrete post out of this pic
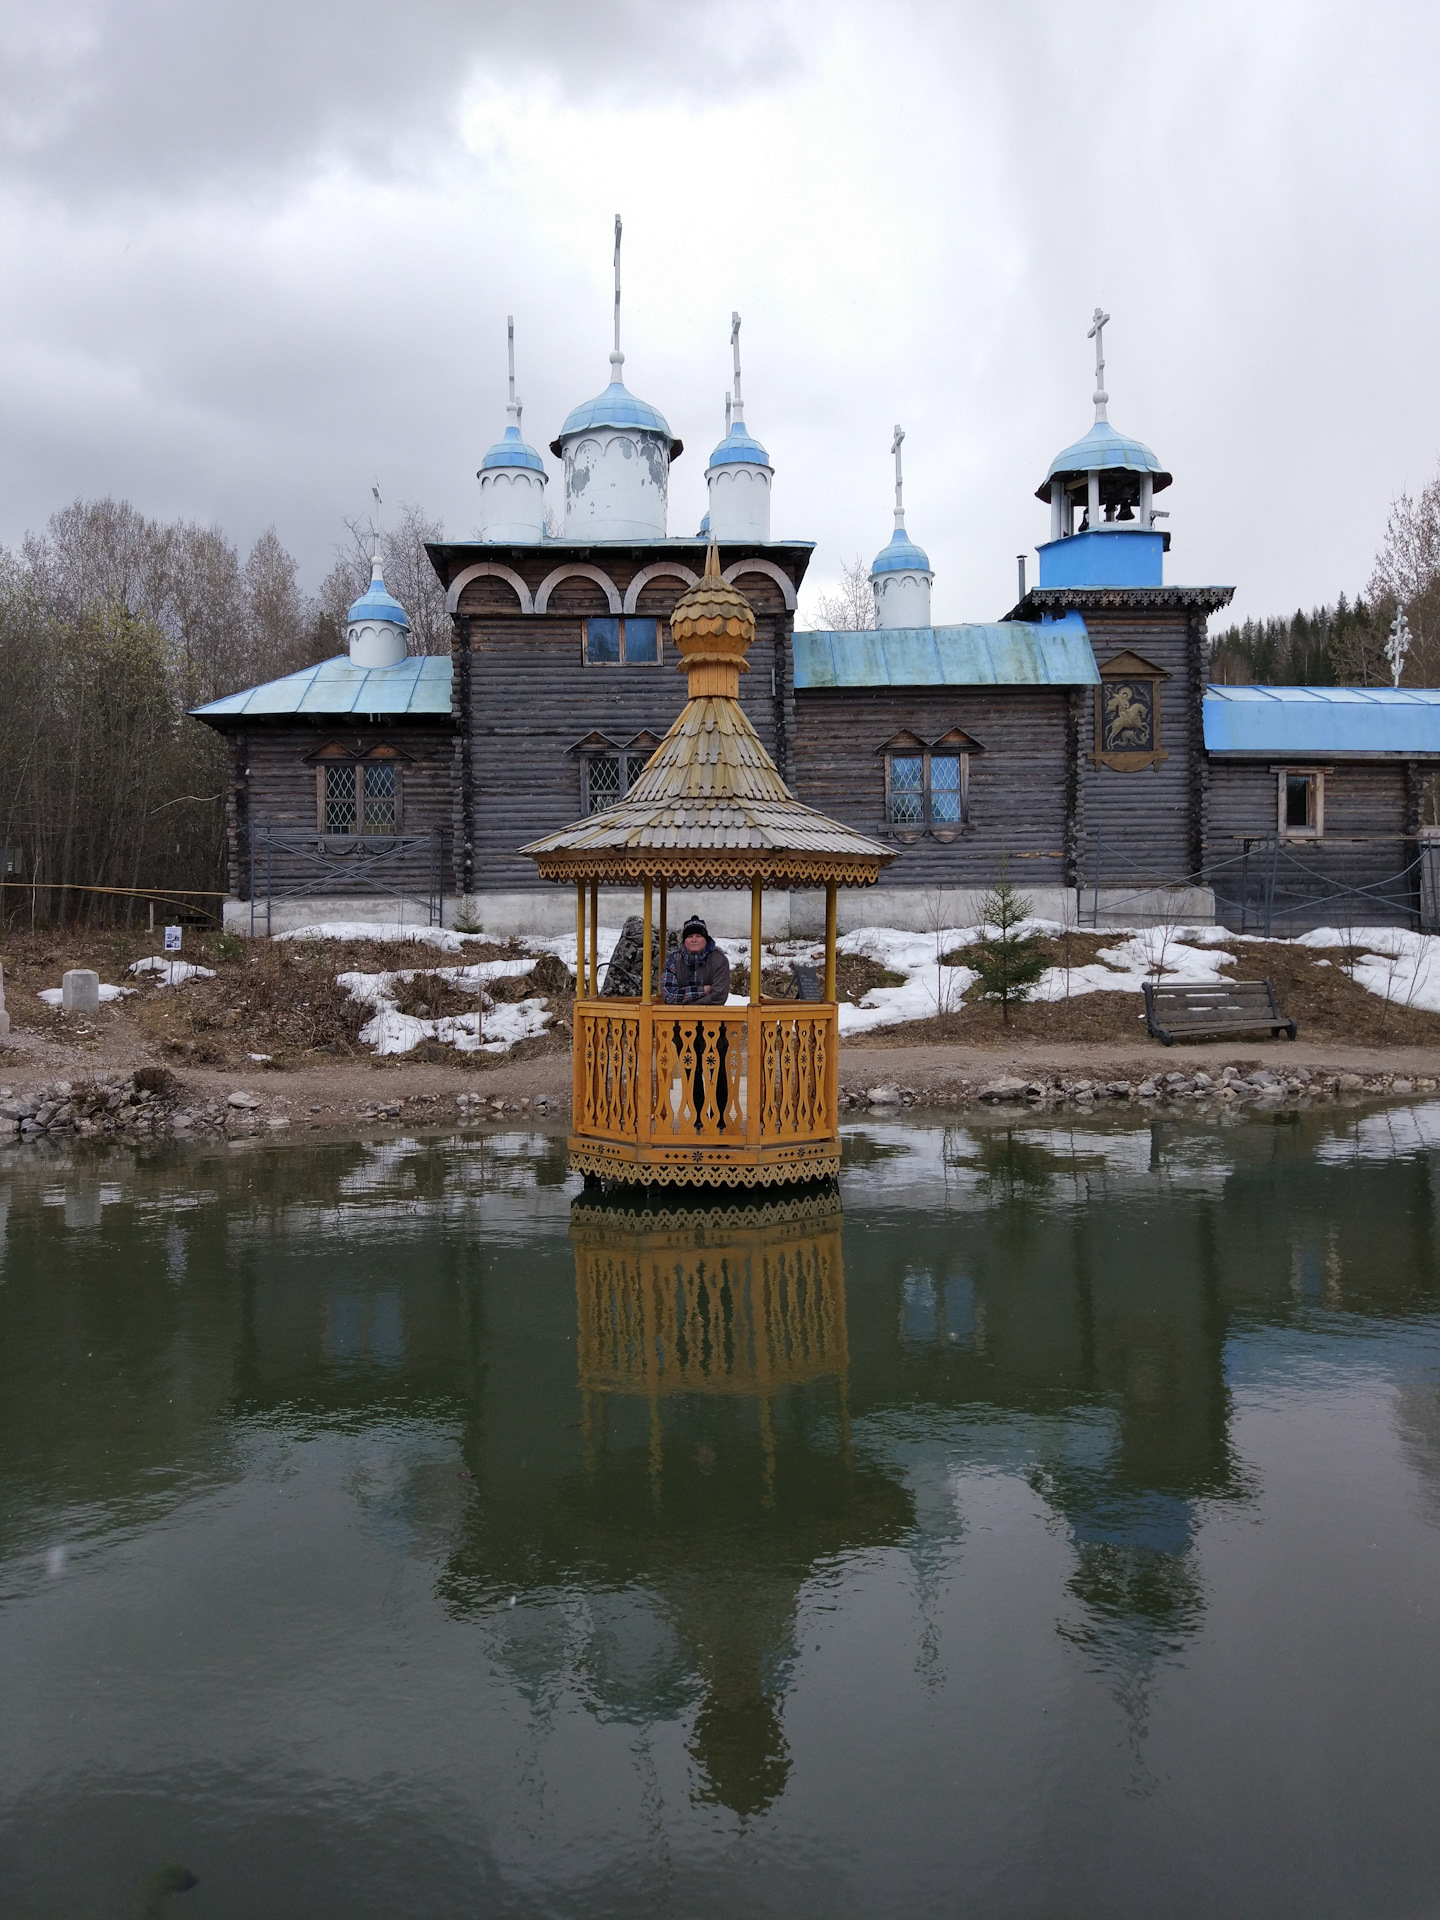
[62,969,100,1014]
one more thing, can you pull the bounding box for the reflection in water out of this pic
[567,1187,859,1814]
[3,1112,1440,1915]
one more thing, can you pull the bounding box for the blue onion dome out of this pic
[550,359,683,458]
[706,420,772,471]
[871,526,932,575]
[697,510,711,535]
[347,559,410,630]
[480,422,545,474]
[1037,420,1172,502]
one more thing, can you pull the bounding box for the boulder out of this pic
[866,1083,902,1106]
[978,1078,1027,1103]
[601,916,669,997]
[227,1090,263,1110]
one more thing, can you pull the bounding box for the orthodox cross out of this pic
[506,314,522,429]
[1386,607,1412,688]
[892,424,906,528]
[730,311,744,421]
[612,214,623,362]
[371,482,383,565]
[1088,306,1110,421]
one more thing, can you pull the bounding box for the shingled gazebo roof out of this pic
[521,549,893,889]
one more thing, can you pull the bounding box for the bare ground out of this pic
[4,924,1440,1134]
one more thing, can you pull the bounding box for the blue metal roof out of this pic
[870,526,932,576]
[192,655,453,721]
[556,377,678,448]
[346,563,410,630]
[1040,419,1171,497]
[1204,685,1440,757]
[480,424,546,473]
[794,614,1097,689]
[706,422,772,470]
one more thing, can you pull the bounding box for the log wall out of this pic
[791,688,1073,887]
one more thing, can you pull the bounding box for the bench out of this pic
[1142,978,1297,1046]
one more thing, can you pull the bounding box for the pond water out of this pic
[3,1108,1440,1919]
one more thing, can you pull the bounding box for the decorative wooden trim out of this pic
[535,563,622,615]
[569,1140,841,1188]
[723,557,797,611]
[623,561,698,613]
[443,560,534,616]
[530,851,885,888]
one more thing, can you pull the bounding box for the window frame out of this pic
[1274,765,1325,841]
[581,746,654,814]
[582,616,666,667]
[878,729,978,842]
[312,748,405,837]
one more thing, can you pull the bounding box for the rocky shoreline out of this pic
[2,1057,1436,1152]
[844,1063,1436,1113]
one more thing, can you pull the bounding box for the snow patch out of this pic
[37,984,134,1005]
[128,958,216,986]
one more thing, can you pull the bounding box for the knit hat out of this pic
[681,915,710,942]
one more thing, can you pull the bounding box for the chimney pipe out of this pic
[1016,554,1027,604]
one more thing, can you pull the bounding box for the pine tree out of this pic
[971,877,1048,1025]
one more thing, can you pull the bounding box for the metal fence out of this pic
[1086,828,1440,936]
[247,824,444,936]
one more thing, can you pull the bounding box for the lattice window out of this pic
[363,762,397,834]
[889,755,924,826]
[324,763,358,834]
[584,752,648,814]
[884,743,971,837]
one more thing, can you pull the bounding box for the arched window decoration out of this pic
[306,742,407,836]
[1094,650,1170,771]
[877,727,982,843]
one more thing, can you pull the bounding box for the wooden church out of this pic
[194,265,1440,937]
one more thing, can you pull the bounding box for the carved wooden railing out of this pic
[572,1001,839,1160]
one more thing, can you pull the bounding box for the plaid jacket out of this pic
[661,941,730,1005]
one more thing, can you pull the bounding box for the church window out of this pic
[318,758,402,835]
[880,729,978,841]
[583,752,643,813]
[1278,768,1324,840]
[324,764,358,835]
[584,617,663,666]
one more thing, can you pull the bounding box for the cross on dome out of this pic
[891,424,906,529]
[1087,307,1110,423]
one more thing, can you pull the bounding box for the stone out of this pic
[601,916,667,997]
[1137,1080,1161,1098]
[1337,1073,1363,1091]
[1393,1079,1414,1094]
[978,1078,1027,1103]
[227,1090,263,1110]
[866,1084,902,1106]
[61,970,100,1014]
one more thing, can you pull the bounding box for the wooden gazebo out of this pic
[522,547,892,1189]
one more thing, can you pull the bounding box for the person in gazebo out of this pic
[661,916,731,1006]
[661,916,732,1128]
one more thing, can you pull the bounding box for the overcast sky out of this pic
[0,0,1436,627]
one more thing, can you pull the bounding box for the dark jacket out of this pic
[661,937,730,1006]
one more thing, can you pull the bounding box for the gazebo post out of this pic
[575,880,586,997]
[657,880,667,985]
[824,880,837,1001]
[588,880,599,996]
[750,876,763,1004]
[642,879,653,1002]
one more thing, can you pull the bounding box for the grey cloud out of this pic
[0,0,798,201]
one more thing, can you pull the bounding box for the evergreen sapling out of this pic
[972,877,1048,1024]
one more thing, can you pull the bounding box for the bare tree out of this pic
[812,556,877,631]
[1368,472,1440,684]
[314,502,448,657]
